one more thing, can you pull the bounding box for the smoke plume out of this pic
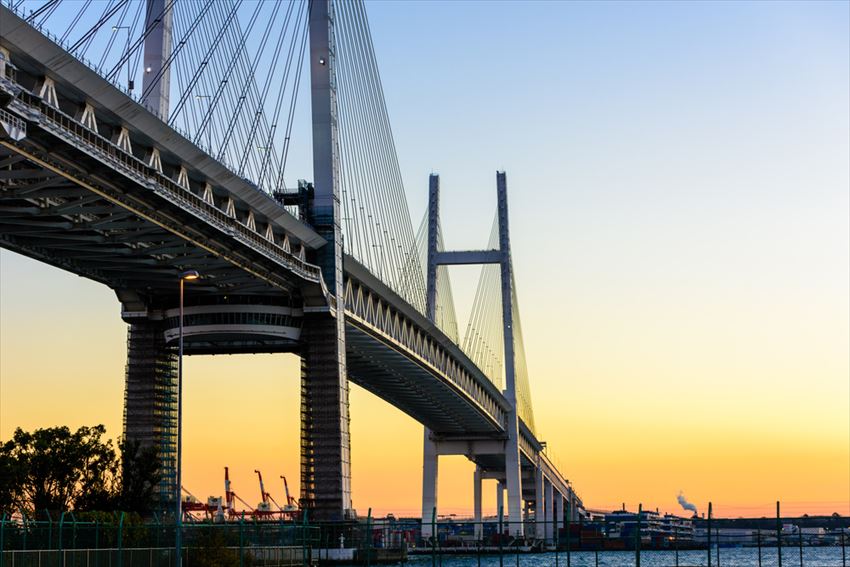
[677,491,698,516]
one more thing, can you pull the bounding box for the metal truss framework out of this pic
[343,265,508,435]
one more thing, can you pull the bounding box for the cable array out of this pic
[510,271,536,434]
[13,0,310,196]
[333,0,426,312]
[414,212,459,343]
[12,0,536,430]
[461,217,506,390]
[459,215,536,433]
[16,0,430,308]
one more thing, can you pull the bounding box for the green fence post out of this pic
[841,530,845,567]
[476,519,481,567]
[69,511,77,559]
[94,520,99,567]
[431,507,437,567]
[757,527,761,567]
[46,509,53,551]
[565,500,571,567]
[300,508,307,567]
[707,502,712,567]
[514,518,518,567]
[716,527,720,567]
[0,512,6,567]
[635,504,641,567]
[153,512,160,550]
[117,511,124,567]
[20,510,27,552]
[366,508,372,567]
[239,513,245,567]
[674,523,679,567]
[777,501,782,567]
[798,523,803,567]
[279,512,284,548]
[576,513,582,565]
[555,515,559,567]
[498,505,504,567]
[58,511,65,567]
[438,515,443,567]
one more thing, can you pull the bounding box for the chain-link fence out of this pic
[1,506,848,567]
[0,512,319,567]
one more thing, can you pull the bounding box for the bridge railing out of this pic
[2,81,324,286]
[343,269,509,432]
[2,1,174,128]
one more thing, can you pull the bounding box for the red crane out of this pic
[254,469,280,518]
[255,469,271,507]
[281,475,299,511]
[224,467,255,518]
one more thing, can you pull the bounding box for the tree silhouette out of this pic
[0,425,161,516]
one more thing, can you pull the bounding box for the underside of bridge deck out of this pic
[345,323,504,436]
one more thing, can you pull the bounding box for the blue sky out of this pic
[2,0,848,515]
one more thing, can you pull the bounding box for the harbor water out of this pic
[399,547,847,567]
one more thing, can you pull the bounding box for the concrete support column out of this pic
[496,481,505,518]
[299,314,352,521]
[473,466,483,539]
[535,467,545,538]
[504,426,523,535]
[545,480,555,543]
[421,428,439,539]
[123,318,177,514]
[554,492,564,545]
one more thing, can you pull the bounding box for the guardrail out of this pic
[1,67,324,288]
[2,505,846,567]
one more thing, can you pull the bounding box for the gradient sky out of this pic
[2,0,849,519]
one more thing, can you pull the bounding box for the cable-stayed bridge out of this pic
[0,0,583,537]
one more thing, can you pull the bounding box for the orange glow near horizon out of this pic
[1,251,847,519]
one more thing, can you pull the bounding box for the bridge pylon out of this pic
[121,315,178,515]
[141,0,174,119]
[422,171,525,537]
[301,0,354,521]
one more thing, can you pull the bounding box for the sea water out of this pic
[401,547,847,567]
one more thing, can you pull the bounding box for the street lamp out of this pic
[176,269,199,567]
[111,25,132,92]
[194,94,212,152]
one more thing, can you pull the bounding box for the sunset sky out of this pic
[1,0,848,519]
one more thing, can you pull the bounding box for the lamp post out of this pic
[111,25,132,92]
[194,94,211,152]
[176,270,199,567]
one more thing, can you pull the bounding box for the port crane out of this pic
[254,469,281,518]
[224,466,259,518]
[281,475,299,512]
[183,467,301,521]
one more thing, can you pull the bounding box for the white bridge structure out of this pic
[0,0,584,538]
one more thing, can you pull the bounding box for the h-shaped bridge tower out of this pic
[422,172,525,535]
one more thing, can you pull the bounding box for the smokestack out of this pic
[677,491,698,516]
